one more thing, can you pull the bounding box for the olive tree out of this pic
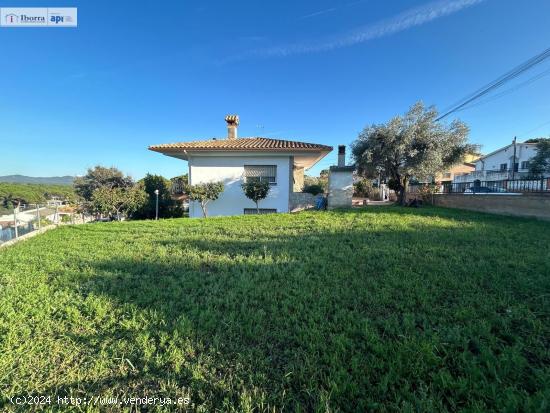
[529,138,550,177]
[352,102,476,205]
[91,185,147,221]
[74,166,133,201]
[186,182,224,218]
[241,180,270,213]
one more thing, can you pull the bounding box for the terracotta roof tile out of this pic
[149,137,333,152]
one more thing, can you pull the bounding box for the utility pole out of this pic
[511,136,517,181]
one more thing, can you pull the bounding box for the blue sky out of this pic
[1,0,550,178]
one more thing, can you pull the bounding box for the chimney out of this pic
[225,114,239,139]
[338,145,346,167]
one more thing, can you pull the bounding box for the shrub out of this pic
[417,182,441,204]
[353,179,372,197]
[303,184,324,195]
[186,182,224,218]
[241,180,270,213]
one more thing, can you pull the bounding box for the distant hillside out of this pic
[0,175,75,185]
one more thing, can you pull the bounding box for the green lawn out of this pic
[0,207,549,412]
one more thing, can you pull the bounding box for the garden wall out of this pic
[289,192,318,212]
[432,193,550,221]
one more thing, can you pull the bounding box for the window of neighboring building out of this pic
[443,172,452,179]
[243,208,277,215]
[521,161,530,170]
[500,163,507,171]
[244,165,277,185]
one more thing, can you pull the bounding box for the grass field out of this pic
[0,207,549,412]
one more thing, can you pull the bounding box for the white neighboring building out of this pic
[149,115,332,217]
[454,141,543,183]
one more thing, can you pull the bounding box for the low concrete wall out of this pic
[433,193,550,220]
[289,192,319,212]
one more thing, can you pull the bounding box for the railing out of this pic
[409,178,549,195]
[0,206,42,245]
[0,205,92,246]
[454,169,533,183]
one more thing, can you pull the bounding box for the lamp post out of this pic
[13,203,18,239]
[154,189,159,220]
[36,203,41,230]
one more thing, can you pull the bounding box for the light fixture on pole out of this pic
[154,189,160,220]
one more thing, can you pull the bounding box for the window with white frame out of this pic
[243,165,277,185]
[521,161,530,170]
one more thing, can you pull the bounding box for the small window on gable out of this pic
[244,165,277,185]
[521,161,530,170]
[500,163,507,171]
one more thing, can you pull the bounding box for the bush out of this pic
[353,179,372,197]
[417,183,441,205]
[303,175,328,193]
[303,184,324,195]
[241,180,270,212]
[354,179,382,200]
[186,181,224,218]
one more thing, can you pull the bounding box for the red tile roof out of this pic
[149,137,333,152]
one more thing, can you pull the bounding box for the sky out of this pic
[1,0,550,179]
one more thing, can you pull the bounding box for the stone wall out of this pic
[289,192,319,212]
[432,193,550,221]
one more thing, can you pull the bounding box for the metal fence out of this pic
[0,204,67,246]
[0,206,41,245]
[409,178,550,195]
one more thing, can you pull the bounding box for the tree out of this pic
[185,182,224,218]
[241,180,270,213]
[351,102,475,205]
[91,185,147,221]
[529,138,550,177]
[74,166,133,201]
[0,183,75,207]
[134,174,182,219]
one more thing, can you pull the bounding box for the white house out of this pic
[453,140,542,183]
[149,115,332,217]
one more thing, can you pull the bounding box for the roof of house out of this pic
[476,142,538,161]
[149,137,333,153]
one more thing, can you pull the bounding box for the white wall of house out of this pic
[188,155,291,218]
[475,144,538,172]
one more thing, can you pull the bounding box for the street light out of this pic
[154,189,159,220]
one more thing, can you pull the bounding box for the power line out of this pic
[436,47,550,121]
[455,67,550,113]
[517,119,550,138]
